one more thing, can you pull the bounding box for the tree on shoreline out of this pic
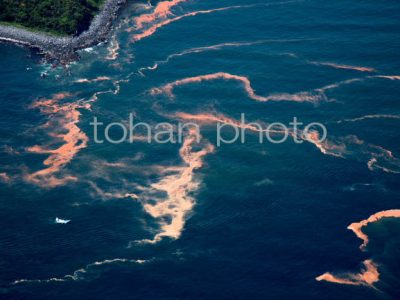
[0,0,104,35]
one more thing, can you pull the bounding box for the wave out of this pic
[1,145,21,156]
[13,258,150,285]
[316,259,379,288]
[317,77,365,91]
[347,210,400,250]
[0,172,10,183]
[75,76,111,83]
[24,93,89,188]
[333,114,400,124]
[254,178,274,186]
[150,72,325,103]
[278,52,377,73]
[343,183,387,193]
[139,45,377,77]
[309,61,376,73]
[373,75,400,81]
[138,129,214,243]
[106,35,120,60]
[315,75,400,101]
[138,39,309,75]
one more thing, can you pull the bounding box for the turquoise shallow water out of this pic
[0,0,400,299]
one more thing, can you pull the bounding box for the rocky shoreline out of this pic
[0,0,127,64]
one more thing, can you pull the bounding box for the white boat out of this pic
[55,217,71,224]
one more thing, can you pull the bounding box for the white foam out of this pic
[138,39,309,75]
[13,258,151,285]
[334,114,400,124]
[309,61,376,73]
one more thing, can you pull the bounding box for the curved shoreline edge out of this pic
[0,0,127,64]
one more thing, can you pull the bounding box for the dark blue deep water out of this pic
[1,0,400,299]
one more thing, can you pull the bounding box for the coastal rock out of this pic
[0,0,126,64]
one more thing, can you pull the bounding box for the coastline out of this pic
[0,0,127,64]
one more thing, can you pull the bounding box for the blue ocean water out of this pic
[0,0,400,299]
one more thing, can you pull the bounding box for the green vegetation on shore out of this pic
[0,0,105,35]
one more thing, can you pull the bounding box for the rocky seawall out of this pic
[0,0,127,64]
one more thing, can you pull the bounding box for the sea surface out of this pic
[0,0,400,299]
